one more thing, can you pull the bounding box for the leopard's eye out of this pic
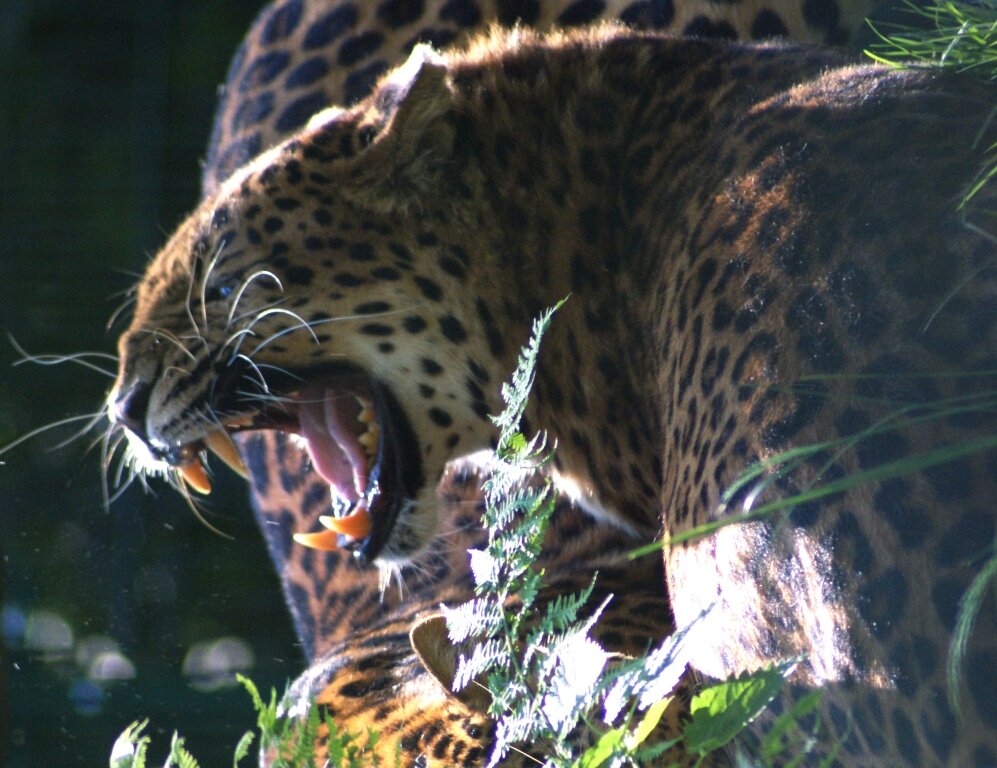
[204,282,235,303]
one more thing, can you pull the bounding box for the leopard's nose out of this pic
[110,379,152,440]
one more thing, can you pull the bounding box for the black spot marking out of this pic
[496,0,540,25]
[439,255,466,279]
[360,324,393,336]
[349,243,376,262]
[414,276,443,301]
[313,208,333,226]
[273,197,300,212]
[429,407,453,428]
[786,288,843,372]
[304,5,358,49]
[836,509,875,576]
[932,576,964,629]
[892,709,921,765]
[968,653,997,730]
[231,91,275,132]
[761,381,826,449]
[935,508,994,568]
[344,60,390,104]
[276,91,330,133]
[261,0,304,44]
[421,358,443,375]
[403,316,427,333]
[285,266,314,285]
[856,430,910,470]
[333,272,365,287]
[286,57,330,89]
[440,0,482,27]
[378,0,425,27]
[557,0,606,26]
[475,298,504,357]
[264,216,284,234]
[828,262,886,344]
[439,315,467,343]
[683,16,738,38]
[355,301,390,315]
[803,0,840,33]
[858,567,908,641]
[925,459,973,503]
[750,9,790,38]
[239,51,291,93]
[338,31,385,66]
[372,266,401,281]
[620,0,675,27]
[875,479,932,549]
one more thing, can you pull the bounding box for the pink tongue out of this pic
[298,388,369,501]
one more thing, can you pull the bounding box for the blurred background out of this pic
[0,2,300,766]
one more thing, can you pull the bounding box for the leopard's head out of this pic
[108,46,514,565]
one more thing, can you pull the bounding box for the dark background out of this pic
[1,2,300,766]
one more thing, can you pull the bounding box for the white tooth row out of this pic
[357,399,379,459]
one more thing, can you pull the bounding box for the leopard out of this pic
[105,4,997,768]
[198,0,890,671]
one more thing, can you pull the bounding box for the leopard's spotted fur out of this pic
[108,1,996,766]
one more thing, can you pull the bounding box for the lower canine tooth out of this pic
[178,460,211,495]
[293,529,340,551]
[319,507,371,539]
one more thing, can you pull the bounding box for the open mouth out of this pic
[171,372,422,562]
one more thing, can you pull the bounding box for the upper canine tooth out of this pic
[204,430,249,479]
[178,460,212,495]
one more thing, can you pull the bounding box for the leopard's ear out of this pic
[410,613,492,711]
[339,45,454,213]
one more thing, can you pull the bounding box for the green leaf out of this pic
[947,541,997,719]
[626,696,672,750]
[684,661,796,755]
[575,726,627,768]
[232,731,255,767]
[109,721,150,768]
[165,733,200,768]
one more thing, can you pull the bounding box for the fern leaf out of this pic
[443,596,503,644]
[454,638,508,691]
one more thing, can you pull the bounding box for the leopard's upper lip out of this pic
[172,372,421,562]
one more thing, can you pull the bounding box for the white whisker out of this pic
[105,291,137,331]
[245,308,321,356]
[228,299,284,326]
[51,408,110,451]
[8,335,118,378]
[221,328,257,361]
[233,353,271,395]
[227,270,283,328]
[0,413,104,458]
[135,328,197,362]
[176,478,234,540]
[199,239,229,330]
